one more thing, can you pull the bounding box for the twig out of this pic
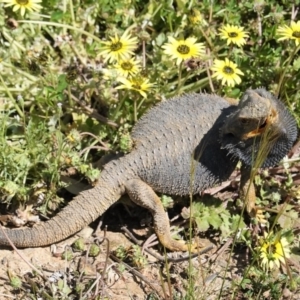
[121,226,213,262]
[81,272,104,300]
[69,94,118,128]
[0,226,47,281]
[206,53,215,93]
[110,253,163,298]
[79,132,110,149]
[208,237,233,263]
[142,40,146,69]
[256,12,262,46]
[81,236,111,299]
[0,294,15,299]
[79,146,110,157]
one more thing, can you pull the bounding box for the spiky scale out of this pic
[0,90,297,250]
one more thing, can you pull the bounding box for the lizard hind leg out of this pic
[125,179,198,252]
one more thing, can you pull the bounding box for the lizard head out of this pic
[220,88,298,168]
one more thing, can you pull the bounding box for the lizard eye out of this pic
[239,118,249,125]
[223,132,235,138]
[228,133,235,138]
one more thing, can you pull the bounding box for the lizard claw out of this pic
[184,242,214,254]
[158,235,210,253]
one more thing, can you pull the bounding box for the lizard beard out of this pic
[221,132,295,168]
[220,88,297,168]
[220,102,298,168]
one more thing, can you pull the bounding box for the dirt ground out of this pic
[0,195,300,300]
[0,224,236,300]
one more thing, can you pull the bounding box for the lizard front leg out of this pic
[239,164,257,217]
[240,164,266,223]
[125,179,198,252]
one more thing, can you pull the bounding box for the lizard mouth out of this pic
[242,119,267,138]
[242,107,278,140]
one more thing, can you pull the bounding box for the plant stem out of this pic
[176,61,183,94]
[276,45,300,95]
[69,0,76,26]
[112,92,128,120]
[199,26,214,51]
[133,99,137,122]
[19,20,103,44]
[0,74,24,118]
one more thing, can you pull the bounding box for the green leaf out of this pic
[208,212,222,229]
[195,218,210,232]
[57,75,68,92]
[51,10,65,22]
[277,207,298,228]
[231,214,246,231]
[293,57,300,71]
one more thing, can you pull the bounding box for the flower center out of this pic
[266,243,277,257]
[110,41,123,52]
[228,31,238,38]
[177,45,190,55]
[121,62,133,70]
[132,83,141,90]
[17,0,29,4]
[292,31,300,38]
[131,78,143,90]
[223,66,234,74]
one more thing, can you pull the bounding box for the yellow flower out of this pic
[188,8,203,24]
[99,30,138,63]
[2,0,42,16]
[258,232,291,270]
[116,76,154,98]
[211,58,244,87]
[114,57,141,77]
[162,36,205,66]
[219,25,249,47]
[277,21,300,46]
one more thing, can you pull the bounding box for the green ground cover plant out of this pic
[0,0,299,299]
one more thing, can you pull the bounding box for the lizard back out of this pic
[131,93,238,196]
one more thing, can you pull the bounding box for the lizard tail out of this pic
[0,160,128,248]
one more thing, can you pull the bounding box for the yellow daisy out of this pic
[116,76,154,98]
[99,30,138,63]
[211,58,244,87]
[162,36,205,66]
[2,0,42,16]
[219,25,249,47]
[114,57,141,77]
[277,21,300,46]
[188,8,202,24]
[258,232,291,270]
